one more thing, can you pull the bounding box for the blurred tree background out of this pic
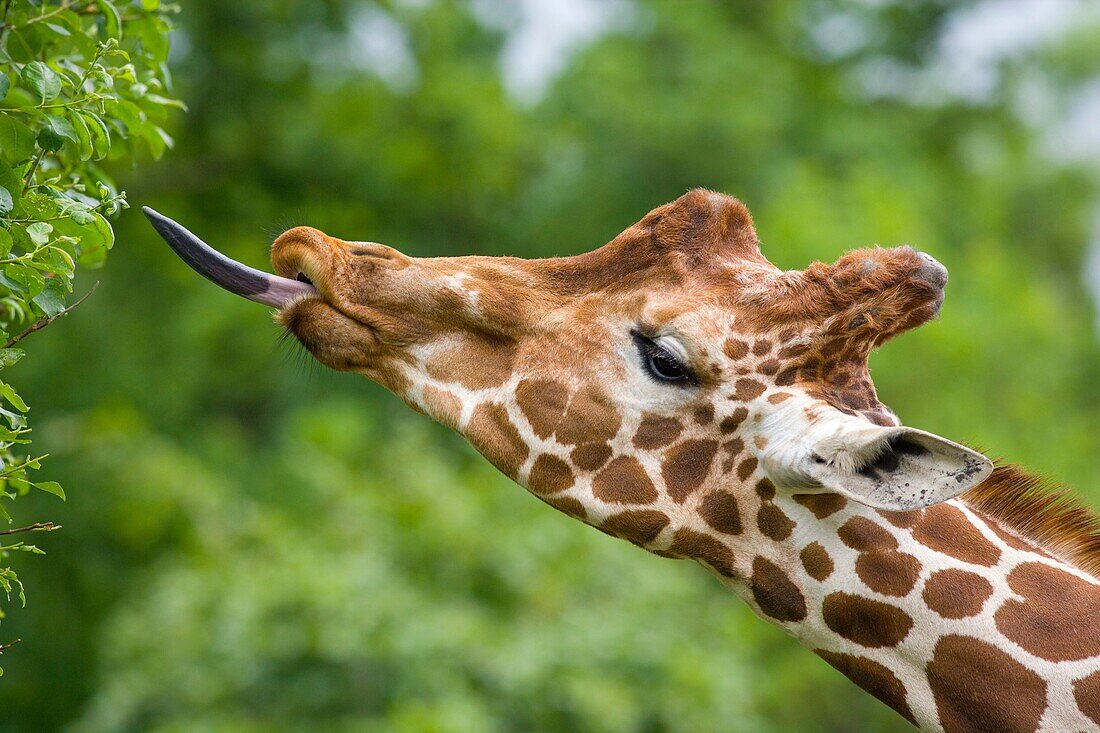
[4,0,1100,731]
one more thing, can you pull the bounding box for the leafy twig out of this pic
[3,281,98,349]
[13,0,79,29]
[0,522,58,536]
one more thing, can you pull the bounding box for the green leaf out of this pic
[144,93,187,111]
[0,116,36,164]
[0,349,25,369]
[92,211,114,251]
[16,192,58,221]
[0,187,12,216]
[37,115,77,153]
[79,112,111,161]
[39,245,75,278]
[68,207,94,226]
[140,122,168,159]
[32,278,66,317]
[21,62,61,104]
[68,111,94,162]
[0,230,12,258]
[0,382,28,413]
[25,222,53,246]
[0,75,9,103]
[0,270,26,295]
[99,1,123,40]
[106,99,144,134]
[32,481,65,501]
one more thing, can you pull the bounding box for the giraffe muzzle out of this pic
[916,252,948,290]
[143,207,318,308]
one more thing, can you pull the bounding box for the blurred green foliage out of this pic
[4,0,1100,731]
[0,0,176,646]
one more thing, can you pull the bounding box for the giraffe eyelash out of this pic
[631,330,697,386]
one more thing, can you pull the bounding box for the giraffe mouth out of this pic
[143,207,319,308]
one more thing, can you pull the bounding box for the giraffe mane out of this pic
[962,463,1100,578]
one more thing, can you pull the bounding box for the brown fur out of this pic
[963,465,1100,578]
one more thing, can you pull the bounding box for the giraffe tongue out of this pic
[143,207,318,308]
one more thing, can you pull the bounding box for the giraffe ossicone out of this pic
[146,190,1100,733]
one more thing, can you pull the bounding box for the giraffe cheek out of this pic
[464,403,529,480]
[417,386,463,430]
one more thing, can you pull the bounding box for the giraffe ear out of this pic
[791,425,994,511]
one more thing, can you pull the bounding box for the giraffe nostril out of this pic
[295,272,314,286]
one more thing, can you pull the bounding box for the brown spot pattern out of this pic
[751,556,807,622]
[662,440,718,503]
[1074,671,1100,727]
[515,379,569,439]
[699,491,742,535]
[546,495,587,520]
[719,438,744,473]
[555,386,621,445]
[668,528,737,577]
[571,442,612,471]
[420,386,462,428]
[736,456,758,481]
[724,338,749,360]
[838,517,898,552]
[601,510,670,545]
[927,635,1047,733]
[466,403,529,478]
[633,414,683,450]
[592,456,659,505]
[912,504,1001,567]
[877,508,923,529]
[855,551,921,597]
[816,651,915,725]
[995,561,1100,661]
[757,359,780,375]
[757,503,795,541]
[922,569,992,620]
[752,339,772,356]
[426,339,516,390]
[793,493,847,518]
[527,454,574,495]
[755,478,776,500]
[719,407,748,433]
[693,404,714,425]
[734,379,766,401]
[801,542,834,581]
[775,367,798,386]
[822,592,912,648]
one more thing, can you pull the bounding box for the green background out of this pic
[5,1,1100,731]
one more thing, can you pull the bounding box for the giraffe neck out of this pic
[401,361,1100,731]
[732,490,1100,732]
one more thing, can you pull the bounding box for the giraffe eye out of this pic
[632,331,695,385]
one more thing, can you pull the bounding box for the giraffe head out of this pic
[146,190,991,550]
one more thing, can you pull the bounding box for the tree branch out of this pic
[4,281,98,349]
[0,522,58,536]
[0,638,21,654]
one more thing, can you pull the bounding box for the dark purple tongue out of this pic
[143,207,317,307]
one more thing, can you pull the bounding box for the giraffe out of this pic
[145,189,1100,733]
